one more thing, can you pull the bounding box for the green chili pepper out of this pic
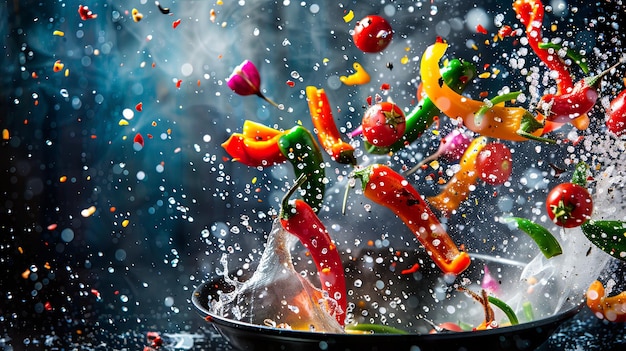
[345,323,409,334]
[277,125,326,213]
[537,42,590,74]
[487,296,519,326]
[581,220,626,262]
[502,217,563,258]
[364,58,476,154]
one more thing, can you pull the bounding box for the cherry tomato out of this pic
[607,89,626,136]
[546,183,593,228]
[361,101,406,147]
[475,143,513,186]
[352,15,393,53]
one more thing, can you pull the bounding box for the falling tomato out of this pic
[352,15,393,53]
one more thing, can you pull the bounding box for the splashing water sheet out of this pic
[1,0,625,350]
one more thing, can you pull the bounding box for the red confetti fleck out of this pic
[47,223,58,231]
[479,91,489,98]
[366,95,373,106]
[401,264,420,275]
[286,80,295,87]
[147,134,153,139]
[476,24,488,34]
[176,79,182,88]
[44,301,53,311]
[134,133,145,146]
[380,83,390,90]
[498,25,514,38]
[90,289,101,299]
[172,19,181,28]
[135,102,143,111]
[78,5,98,20]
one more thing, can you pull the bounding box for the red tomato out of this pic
[546,183,593,228]
[352,15,393,53]
[475,143,513,186]
[361,101,406,147]
[607,89,626,136]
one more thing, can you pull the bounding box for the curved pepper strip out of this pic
[352,164,471,275]
[427,136,488,217]
[365,59,476,154]
[305,86,357,165]
[278,126,326,213]
[420,42,549,143]
[221,122,287,167]
[280,175,347,326]
[513,0,588,132]
[586,280,626,322]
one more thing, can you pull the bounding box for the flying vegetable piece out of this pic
[305,86,356,165]
[352,15,393,53]
[607,89,626,136]
[586,280,626,322]
[280,175,347,326]
[366,58,476,155]
[420,42,549,142]
[537,62,624,125]
[277,126,326,213]
[221,120,288,167]
[352,164,471,275]
[227,60,281,109]
[513,0,590,133]
[427,136,488,217]
[546,182,593,228]
[361,101,406,147]
[537,42,589,74]
[223,122,326,212]
[339,62,371,86]
[501,217,563,258]
[581,220,626,262]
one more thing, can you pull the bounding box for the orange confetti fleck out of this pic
[53,60,64,72]
[401,264,420,275]
[31,72,38,78]
[2,129,9,140]
[81,206,97,218]
[22,269,31,279]
[135,102,143,111]
[479,91,489,98]
[18,247,24,254]
[197,80,201,86]
[47,223,58,231]
[109,206,116,212]
[132,8,143,22]
[44,262,51,270]
[172,19,181,28]
[59,175,67,182]
[210,9,216,23]
[90,134,97,139]
[367,240,374,246]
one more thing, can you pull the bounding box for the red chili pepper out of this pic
[305,86,356,165]
[221,121,287,167]
[538,63,622,124]
[280,175,347,326]
[607,89,626,136]
[586,280,626,322]
[513,0,573,94]
[513,0,589,132]
[352,164,471,275]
